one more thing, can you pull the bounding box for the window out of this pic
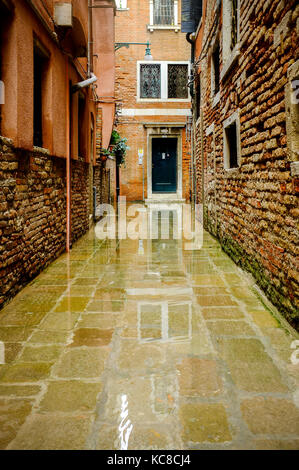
[168,64,188,99]
[195,76,201,121]
[153,0,174,25]
[149,0,179,31]
[223,112,241,169]
[225,123,238,168]
[33,42,49,148]
[139,62,189,100]
[78,92,85,157]
[222,0,240,80]
[115,0,127,9]
[140,64,161,99]
[211,42,220,96]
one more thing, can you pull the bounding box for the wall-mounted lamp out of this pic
[115,41,153,61]
[144,42,153,61]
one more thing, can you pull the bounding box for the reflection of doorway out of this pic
[152,138,177,193]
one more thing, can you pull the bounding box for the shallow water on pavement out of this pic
[0,205,299,450]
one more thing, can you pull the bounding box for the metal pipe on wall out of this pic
[88,0,94,76]
[66,58,71,253]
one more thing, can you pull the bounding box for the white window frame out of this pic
[223,111,241,170]
[115,0,128,10]
[221,0,240,82]
[148,0,180,32]
[137,61,191,103]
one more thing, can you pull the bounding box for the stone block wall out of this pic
[0,137,91,308]
[194,0,299,328]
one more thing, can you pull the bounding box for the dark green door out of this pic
[152,138,177,193]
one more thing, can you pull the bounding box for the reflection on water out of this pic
[138,301,192,344]
[150,373,178,416]
[1,201,296,450]
[118,394,133,450]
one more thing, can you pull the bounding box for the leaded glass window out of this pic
[153,0,174,25]
[140,64,161,99]
[168,64,188,99]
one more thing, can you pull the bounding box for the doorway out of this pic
[152,138,177,193]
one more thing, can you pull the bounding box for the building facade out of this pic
[115,0,192,203]
[183,0,299,328]
[0,0,116,307]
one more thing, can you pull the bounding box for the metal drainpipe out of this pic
[186,33,196,207]
[66,58,71,252]
[25,0,59,45]
[88,0,94,229]
[88,0,94,76]
[200,109,205,227]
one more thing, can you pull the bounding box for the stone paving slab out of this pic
[0,215,298,450]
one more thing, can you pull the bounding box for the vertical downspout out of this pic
[186,33,195,207]
[66,58,71,252]
[88,0,93,76]
[88,0,94,226]
[200,109,205,224]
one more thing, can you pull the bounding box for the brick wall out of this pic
[194,0,299,328]
[115,0,192,201]
[0,136,91,308]
[93,161,111,207]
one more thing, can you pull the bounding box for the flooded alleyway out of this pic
[0,205,298,450]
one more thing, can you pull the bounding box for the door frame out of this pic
[151,137,178,194]
[146,125,183,201]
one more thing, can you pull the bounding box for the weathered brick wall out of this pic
[194,0,299,328]
[115,0,192,201]
[71,160,90,240]
[93,161,111,207]
[0,137,90,308]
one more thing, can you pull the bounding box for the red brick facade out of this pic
[191,0,299,328]
[115,0,192,201]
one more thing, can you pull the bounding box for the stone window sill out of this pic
[147,24,180,33]
[221,44,240,82]
[290,162,299,176]
[0,135,14,146]
[212,91,220,108]
[116,8,129,11]
[137,98,191,103]
[223,167,240,175]
[33,146,50,155]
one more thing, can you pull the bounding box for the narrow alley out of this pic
[0,0,298,455]
[0,206,298,450]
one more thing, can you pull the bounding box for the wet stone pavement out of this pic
[0,208,299,450]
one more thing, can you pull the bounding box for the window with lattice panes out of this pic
[139,62,189,100]
[168,64,188,99]
[140,64,161,99]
